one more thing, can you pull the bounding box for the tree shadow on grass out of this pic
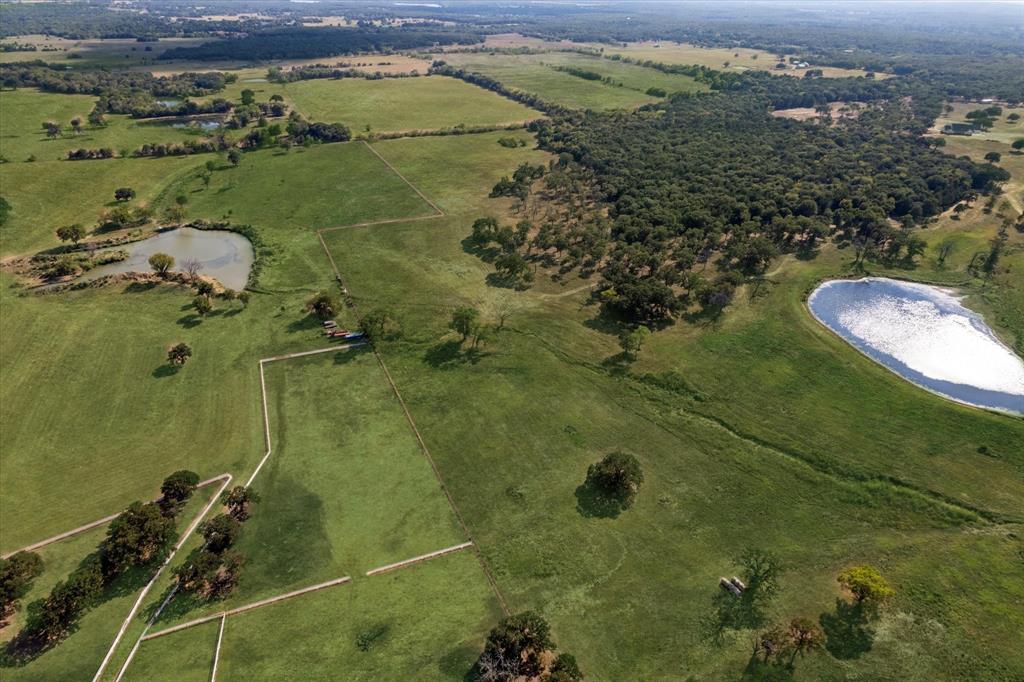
[152,364,180,379]
[123,281,158,294]
[573,479,629,519]
[820,599,874,660]
[177,314,202,329]
[740,652,796,681]
[700,590,771,647]
[333,344,370,364]
[287,314,324,334]
[423,340,490,369]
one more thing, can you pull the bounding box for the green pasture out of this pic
[0,88,238,164]
[281,75,541,133]
[437,51,706,110]
[152,349,466,628]
[216,551,500,681]
[320,132,1024,678]
[124,620,218,682]
[0,154,202,255]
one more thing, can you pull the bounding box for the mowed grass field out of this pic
[436,52,677,110]
[281,75,541,133]
[124,620,218,682]
[322,132,1024,679]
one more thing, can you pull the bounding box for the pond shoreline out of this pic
[807,277,1024,417]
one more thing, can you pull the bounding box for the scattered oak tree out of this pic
[618,325,650,360]
[160,470,200,512]
[307,291,340,319]
[198,514,241,554]
[0,551,44,626]
[55,224,86,245]
[837,565,894,605]
[584,451,644,510]
[167,342,193,366]
[193,294,213,317]
[221,485,260,522]
[450,306,480,343]
[114,187,135,202]
[99,501,176,577]
[473,611,581,681]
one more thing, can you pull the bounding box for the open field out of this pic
[0,88,242,163]
[151,348,467,628]
[1,51,1022,682]
[436,52,688,110]
[281,75,541,133]
[215,551,500,681]
[320,131,1024,679]
[124,619,218,682]
[0,35,217,68]
[932,103,1024,145]
[602,40,881,79]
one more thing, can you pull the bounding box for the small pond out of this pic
[169,120,223,131]
[78,228,254,291]
[808,277,1024,414]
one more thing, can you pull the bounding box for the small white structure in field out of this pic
[719,577,742,597]
[730,576,747,592]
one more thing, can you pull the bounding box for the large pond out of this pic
[808,277,1024,414]
[78,228,254,290]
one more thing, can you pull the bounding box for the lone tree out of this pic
[114,187,135,202]
[167,342,193,366]
[984,151,1002,163]
[70,117,83,135]
[221,485,260,521]
[198,514,241,554]
[618,325,651,360]
[56,224,86,245]
[474,611,555,681]
[193,294,213,317]
[99,501,176,577]
[449,306,480,343]
[0,551,44,625]
[160,470,200,512]
[585,451,644,509]
[360,308,401,343]
[737,548,783,602]
[837,565,894,604]
[42,121,60,138]
[240,88,255,105]
[148,252,174,276]
[306,291,340,319]
[1012,138,1024,150]
[227,149,242,166]
[788,617,825,657]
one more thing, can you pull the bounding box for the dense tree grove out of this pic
[159,27,482,62]
[0,63,228,113]
[521,79,1003,324]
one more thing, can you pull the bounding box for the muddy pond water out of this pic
[808,277,1024,414]
[78,228,254,291]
